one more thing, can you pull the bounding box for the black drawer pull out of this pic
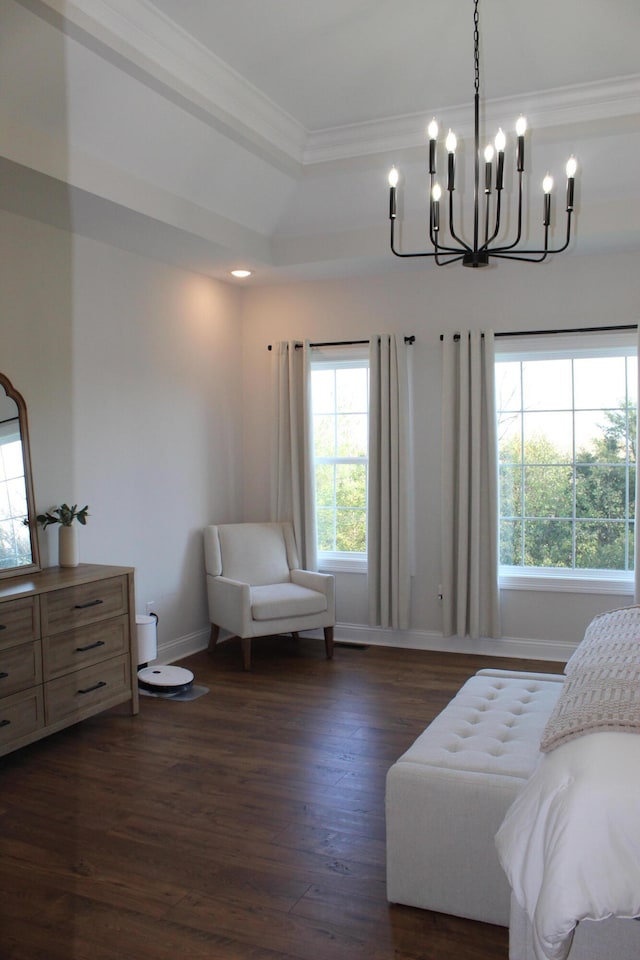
[75,640,105,653]
[74,599,104,610]
[77,680,107,695]
[0,671,8,680]
[0,718,10,728]
[0,624,6,631]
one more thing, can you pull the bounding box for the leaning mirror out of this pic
[0,373,41,577]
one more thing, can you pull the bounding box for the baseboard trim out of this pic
[159,622,574,665]
[333,623,574,663]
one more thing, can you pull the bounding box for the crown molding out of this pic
[33,0,307,166]
[305,75,640,164]
[29,1,640,170]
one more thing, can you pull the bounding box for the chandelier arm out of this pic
[492,210,573,257]
[390,223,458,258]
[481,190,503,250]
[446,191,473,253]
[488,173,525,253]
[490,251,549,263]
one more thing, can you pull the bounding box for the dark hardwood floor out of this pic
[0,637,562,960]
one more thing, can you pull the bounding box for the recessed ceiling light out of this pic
[230,269,252,278]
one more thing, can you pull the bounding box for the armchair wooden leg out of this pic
[324,626,334,660]
[241,637,251,671]
[208,623,220,652]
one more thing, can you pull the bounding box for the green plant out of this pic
[36,503,89,529]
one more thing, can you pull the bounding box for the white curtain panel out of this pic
[368,334,412,629]
[272,341,318,570]
[441,330,501,639]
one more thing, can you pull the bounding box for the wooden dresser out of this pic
[0,563,138,757]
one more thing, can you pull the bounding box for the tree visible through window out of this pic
[496,345,637,574]
[311,356,369,561]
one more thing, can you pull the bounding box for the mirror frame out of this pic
[0,372,41,578]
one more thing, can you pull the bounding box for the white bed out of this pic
[495,605,640,960]
[496,730,640,960]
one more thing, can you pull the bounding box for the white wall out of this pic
[0,208,244,658]
[239,251,640,659]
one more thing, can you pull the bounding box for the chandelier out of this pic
[388,0,577,267]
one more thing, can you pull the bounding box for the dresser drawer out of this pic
[0,639,42,697]
[0,597,40,649]
[0,686,44,750]
[43,615,129,680]
[41,576,128,635]
[45,655,131,726]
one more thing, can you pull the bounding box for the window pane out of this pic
[522,359,572,410]
[498,414,522,461]
[313,414,335,457]
[575,521,628,570]
[523,412,573,463]
[336,414,367,457]
[523,465,573,517]
[500,519,522,566]
[311,369,335,414]
[574,356,625,409]
[336,463,366,508]
[336,367,368,412]
[500,465,522,517]
[316,508,335,551]
[336,510,366,553]
[575,464,629,519]
[524,519,573,567]
[315,463,335,507]
[496,362,522,412]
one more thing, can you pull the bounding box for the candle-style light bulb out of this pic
[565,156,577,210]
[428,119,439,141]
[515,116,526,172]
[484,144,495,163]
[495,128,506,153]
[445,130,456,191]
[431,182,441,232]
[388,167,398,220]
[542,174,553,226]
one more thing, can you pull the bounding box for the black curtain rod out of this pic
[440,324,637,342]
[268,336,415,351]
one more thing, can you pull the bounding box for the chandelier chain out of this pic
[473,0,480,95]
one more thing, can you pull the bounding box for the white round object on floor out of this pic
[138,665,194,696]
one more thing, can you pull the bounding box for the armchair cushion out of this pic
[251,582,328,621]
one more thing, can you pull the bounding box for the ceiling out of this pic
[2,0,640,283]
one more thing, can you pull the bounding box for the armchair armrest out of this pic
[208,575,252,637]
[291,569,335,619]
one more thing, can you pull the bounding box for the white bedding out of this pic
[495,731,640,960]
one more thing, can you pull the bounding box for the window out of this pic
[496,332,636,591]
[310,349,369,571]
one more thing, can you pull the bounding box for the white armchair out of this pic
[204,522,335,671]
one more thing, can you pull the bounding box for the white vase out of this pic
[58,524,79,567]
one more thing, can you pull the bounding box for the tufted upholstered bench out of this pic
[385,668,565,926]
